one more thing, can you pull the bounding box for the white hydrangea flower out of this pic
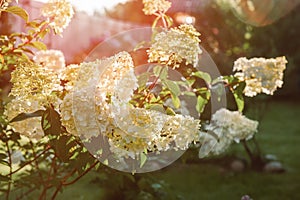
[148,24,202,68]
[9,61,62,108]
[60,93,77,136]
[233,56,287,97]
[34,50,65,72]
[41,0,74,35]
[142,0,171,15]
[60,51,201,160]
[199,108,258,157]
[5,99,44,139]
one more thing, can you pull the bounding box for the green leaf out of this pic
[0,153,7,160]
[103,159,108,166]
[148,104,165,113]
[163,80,180,96]
[26,21,40,28]
[137,72,150,90]
[4,6,29,22]
[171,94,180,109]
[159,67,168,80]
[165,107,176,116]
[50,135,71,162]
[140,152,147,168]
[10,110,44,123]
[182,91,196,96]
[38,28,50,39]
[29,41,47,50]
[0,159,9,166]
[192,71,212,84]
[0,175,10,182]
[0,54,3,64]
[153,65,168,80]
[10,131,21,142]
[196,95,208,114]
[164,14,174,28]
[232,82,246,112]
[186,78,196,87]
[41,107,62,136]
[153,65,162,77]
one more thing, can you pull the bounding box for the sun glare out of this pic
[35,0,129,15]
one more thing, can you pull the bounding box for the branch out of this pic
[8,146,50,176]
[16,187,36,200]
[5,141,12,200]
[242,140,254,160]
[62,161,100,186]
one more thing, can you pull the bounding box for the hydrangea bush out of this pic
[0,0,287,199]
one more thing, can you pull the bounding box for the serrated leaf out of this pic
[5,6,28,22]
[29,41,47,50]
[171,94,180,109]
[192,71,212,84]
[232,82,246,112]
[10,110,44,123]
[140,153,147,168]
[160,67,168,80]
[38,28,50,39]
[50,135,71,162]
[138,72,150,90]
[196,95,208,113]
[21,47,34,55]
[41,107,62,136]
[153,65,162,77]
[148,104,165,113]
[183,91,196,96]
[222,75,239,85]
[165,107,176,116]
[163,80,180,96]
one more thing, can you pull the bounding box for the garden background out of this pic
[0,0,300,199]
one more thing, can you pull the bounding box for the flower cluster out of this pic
[61,52,138,138]
[9,61,62,106]
[0,0,12,11]
[108,109,200,159]
[4,99,44,139]
[33,50,65,71]
[199,108,258,157]
[60,64,80,91]
[6,50,67,139]
[233,56,287,97]
[142,0,171,15]
[60,52,200,160]
[41,0,74,35]
[148,24,202,68]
